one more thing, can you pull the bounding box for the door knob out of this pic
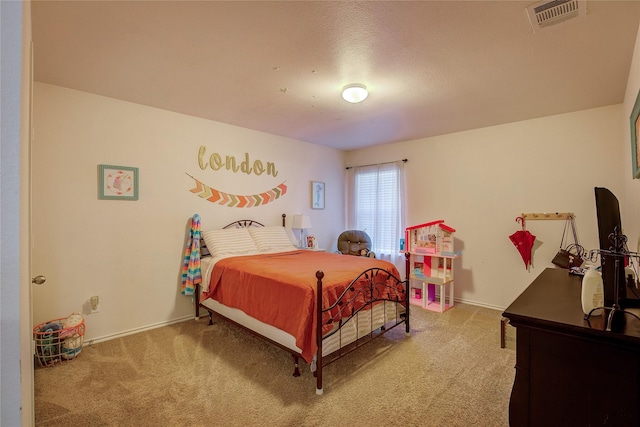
[32,275,46,285]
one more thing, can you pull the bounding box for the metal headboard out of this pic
[221,213,286,228]
[222,219,265,229]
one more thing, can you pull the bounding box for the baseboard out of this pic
[428,289,506,312]
[85,300,505,346]
[85,315,195,346]
[453,297,506,312]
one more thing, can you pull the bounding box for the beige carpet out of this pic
[34,303,516,426]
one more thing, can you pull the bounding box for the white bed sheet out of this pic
[199,254,405,358]
[200,255,302,353]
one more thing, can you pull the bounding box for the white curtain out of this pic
[345,161,406,273]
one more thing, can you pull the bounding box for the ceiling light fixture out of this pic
[341,84,368,104]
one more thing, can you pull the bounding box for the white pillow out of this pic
[249,226,296,252]
[201,228,258,256]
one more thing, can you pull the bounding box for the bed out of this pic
[189,215,410,394]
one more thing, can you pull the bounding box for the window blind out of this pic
[348,161,406,267]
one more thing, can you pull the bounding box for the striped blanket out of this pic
[181,214,202,296]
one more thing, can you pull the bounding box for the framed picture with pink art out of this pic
[631,89,640,179]
[98,164,139,200]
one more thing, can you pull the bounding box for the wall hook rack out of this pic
[521,212,574,220]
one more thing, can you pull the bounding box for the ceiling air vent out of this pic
[526,0,586,32]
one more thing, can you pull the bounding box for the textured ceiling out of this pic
[32,1,640,150]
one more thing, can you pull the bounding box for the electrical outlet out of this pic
[89,295,100,314]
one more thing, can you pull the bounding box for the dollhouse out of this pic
[405,220,457,312]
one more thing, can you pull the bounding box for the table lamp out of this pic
[292,214,312,248]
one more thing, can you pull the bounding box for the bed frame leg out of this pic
[404,255,411,336]
[208,311,213,326]
[405,306,410,336]
[315,270,324,395]
[293,356,301,377]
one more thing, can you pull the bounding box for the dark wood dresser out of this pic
[503,268,640,426]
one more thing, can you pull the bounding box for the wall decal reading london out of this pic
[187,174,287,207]
[197,146,279,177]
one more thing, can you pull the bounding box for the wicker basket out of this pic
[33,314,85,367]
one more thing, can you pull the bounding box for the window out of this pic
[346,161,406,268]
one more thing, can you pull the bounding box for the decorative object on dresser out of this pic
[405,220,457,312]
[188,214,409,394]
[586,187,640,331]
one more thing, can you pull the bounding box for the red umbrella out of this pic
[509,216,536,270]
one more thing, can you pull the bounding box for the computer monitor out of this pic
[594,187,626,308]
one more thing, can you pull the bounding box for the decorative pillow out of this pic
[201,228,259,257]
[249,226,296,252]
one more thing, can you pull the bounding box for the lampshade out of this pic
[341,84,368,104]
[292,214,312,229]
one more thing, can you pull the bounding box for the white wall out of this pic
[32,83,345,341]
[347,105,624,309]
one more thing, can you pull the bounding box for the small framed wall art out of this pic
[631,89,640,179]
[98,164,139,200]
[311,181,325,210]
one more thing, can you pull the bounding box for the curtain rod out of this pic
[345,159,408,170]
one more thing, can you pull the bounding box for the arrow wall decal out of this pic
[187,174,287,207]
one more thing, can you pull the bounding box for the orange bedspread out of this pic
[203,250,404,363]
